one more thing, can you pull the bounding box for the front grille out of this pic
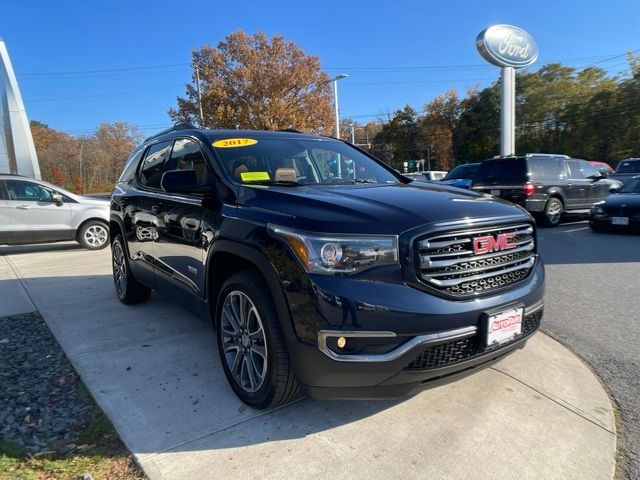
[416,223,536,297]
[404,309,542,371]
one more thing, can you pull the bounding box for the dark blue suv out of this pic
[110,125,545,408]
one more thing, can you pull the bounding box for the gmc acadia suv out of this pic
[472,154,621,226]
[110,125,545,408]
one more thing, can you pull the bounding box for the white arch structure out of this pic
[0,38,40,179]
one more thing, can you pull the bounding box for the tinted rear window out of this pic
[474,158,528,183]
[529,157,566,181]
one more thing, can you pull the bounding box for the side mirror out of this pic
[52,193,64,205]
[161,169,213,194]
[609,187,620,194]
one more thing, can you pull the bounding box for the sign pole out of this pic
[500,66,516,156]
[476,25,538,158]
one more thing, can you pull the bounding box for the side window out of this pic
[118,149,144,184]
[138,141,173,189]
[164,138,210,185]
[566,160,585,179]
[581,162,600,179]
[5,180,55,202]
[529,157,566,181]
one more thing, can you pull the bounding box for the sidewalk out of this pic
[0,243,617,480]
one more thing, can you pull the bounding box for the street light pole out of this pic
[349,123,355,143]
[327,73,348,138]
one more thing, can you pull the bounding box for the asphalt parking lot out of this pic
[537,221,640,479]
[1,220,637,479]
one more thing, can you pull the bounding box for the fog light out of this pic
[337,337,347,349]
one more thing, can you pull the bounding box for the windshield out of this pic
[210,136,400,186]
[474,158,528,184]
[619,178,640,193]
[616,160,640,174]
[443,164,478,180]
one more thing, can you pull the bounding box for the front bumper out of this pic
[283,257,545,399]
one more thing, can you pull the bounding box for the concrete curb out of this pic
[1,244,617,479]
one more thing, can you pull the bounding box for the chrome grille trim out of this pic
[416,223,536,296]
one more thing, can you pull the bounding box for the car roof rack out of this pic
[144,123,197,142]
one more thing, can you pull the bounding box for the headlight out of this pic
[591,205,604,214]
[269,225,398,274]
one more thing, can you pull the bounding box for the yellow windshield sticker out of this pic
[213,138,257,148]
[240,171,270,182]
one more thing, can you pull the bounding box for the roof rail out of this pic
[525,153,570,158]
[277,128,303,133]
[144,123,197,142]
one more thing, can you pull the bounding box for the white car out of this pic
[0,174,110,250]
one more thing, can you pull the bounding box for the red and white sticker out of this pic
[486,307,523,346]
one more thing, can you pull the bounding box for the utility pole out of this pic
[192,63,204,127]
[349,123,355,143]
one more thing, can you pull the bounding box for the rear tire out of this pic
[541,197,563,227]
[111,235,151,304]
[78,220,110,250]
[215,269,300,409]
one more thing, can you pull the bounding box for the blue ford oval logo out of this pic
[476,25,538,68]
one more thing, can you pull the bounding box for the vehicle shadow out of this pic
[0,271,402,459]
[0,242,84,256]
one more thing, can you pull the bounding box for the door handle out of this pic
[16,205,31,210]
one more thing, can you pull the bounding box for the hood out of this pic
[603,193,640,208]
[76,195,110,206]
[237,182,530,234]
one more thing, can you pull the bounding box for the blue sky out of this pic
[2,0,639,136]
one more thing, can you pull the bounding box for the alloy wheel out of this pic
[85,224,109,247]
[112,242,127,296]
[220,290,268,393]
[547,201,562,224]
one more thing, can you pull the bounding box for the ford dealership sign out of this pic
[476,25,538,68]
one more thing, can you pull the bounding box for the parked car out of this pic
[610,158,640,183]
[404,172,429,182]
[589,161,614,175]
[0,174,110,249]
[590,176,640,232]
[439,163,480,189]
[111,125,545,409]
[472,154,621,227]
[420,170,447,181]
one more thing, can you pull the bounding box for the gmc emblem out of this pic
[473,232,517,255]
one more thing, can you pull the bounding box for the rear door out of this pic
[3,179,73,243]
[472,157,529,204]
[124,140,173,284]
[565,160,590,209]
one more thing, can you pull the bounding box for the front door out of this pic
[2,179,73,243]
[565,160,591,209]
[153,138,215,299]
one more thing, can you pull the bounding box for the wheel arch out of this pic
[546,188,565,205]
[205,240,293,335]
[75,217,109,242]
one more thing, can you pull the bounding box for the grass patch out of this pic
[1,389,145,480]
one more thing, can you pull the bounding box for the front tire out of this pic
[78,221,110,250]
[216,269,300,409]
[111,235,151,305]
[541,197,563,227]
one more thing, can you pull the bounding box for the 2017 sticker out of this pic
[213,138,257,148]
[240,171,270,182]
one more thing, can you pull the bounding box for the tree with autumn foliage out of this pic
[30,121,143,193]
[169,30,334,134]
